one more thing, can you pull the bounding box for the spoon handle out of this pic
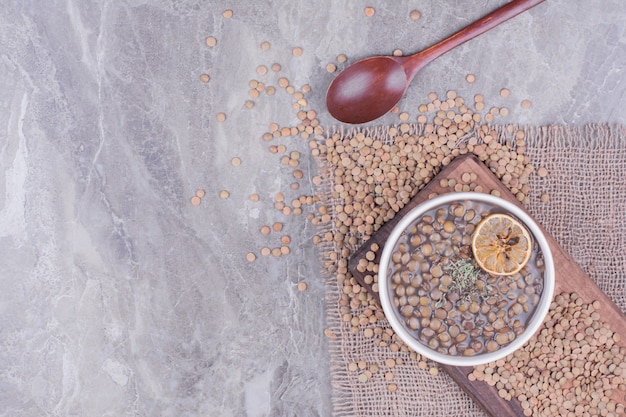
[407,0,545,78]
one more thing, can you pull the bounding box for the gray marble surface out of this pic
[1,1,625,416]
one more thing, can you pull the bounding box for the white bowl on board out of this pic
[378,192,555,367]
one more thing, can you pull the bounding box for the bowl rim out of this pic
[378,192,555,367]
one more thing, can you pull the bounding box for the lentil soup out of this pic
[386,197,546,357]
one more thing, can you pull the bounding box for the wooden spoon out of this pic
[326,0,546,124]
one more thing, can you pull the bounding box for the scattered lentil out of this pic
[297,282,307,292]
[292,47,303,57]
[364,6,375,17]
[216,112,227,122]
[199,73,210,83]
[410,10,421,20]
[222,9,233,18]
[246,252,256,262]
[205,36,217,47]
[466,73,476,83]
[219,190,230,199]
[190,196,201,206]
[231,157,241,167]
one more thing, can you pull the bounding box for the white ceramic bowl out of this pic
[378,192,555,367]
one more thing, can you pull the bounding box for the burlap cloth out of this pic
[312,123,626,417]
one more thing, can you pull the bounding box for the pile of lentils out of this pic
[307,85,547,380]
[469,293,626,416]
[310,94,538,339]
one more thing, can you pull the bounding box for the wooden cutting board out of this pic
[348,153,626,417]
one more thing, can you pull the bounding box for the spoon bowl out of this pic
[326,0,546,124]
[326,57,408,125]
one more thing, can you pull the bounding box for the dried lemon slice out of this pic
[471,213,532,276]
